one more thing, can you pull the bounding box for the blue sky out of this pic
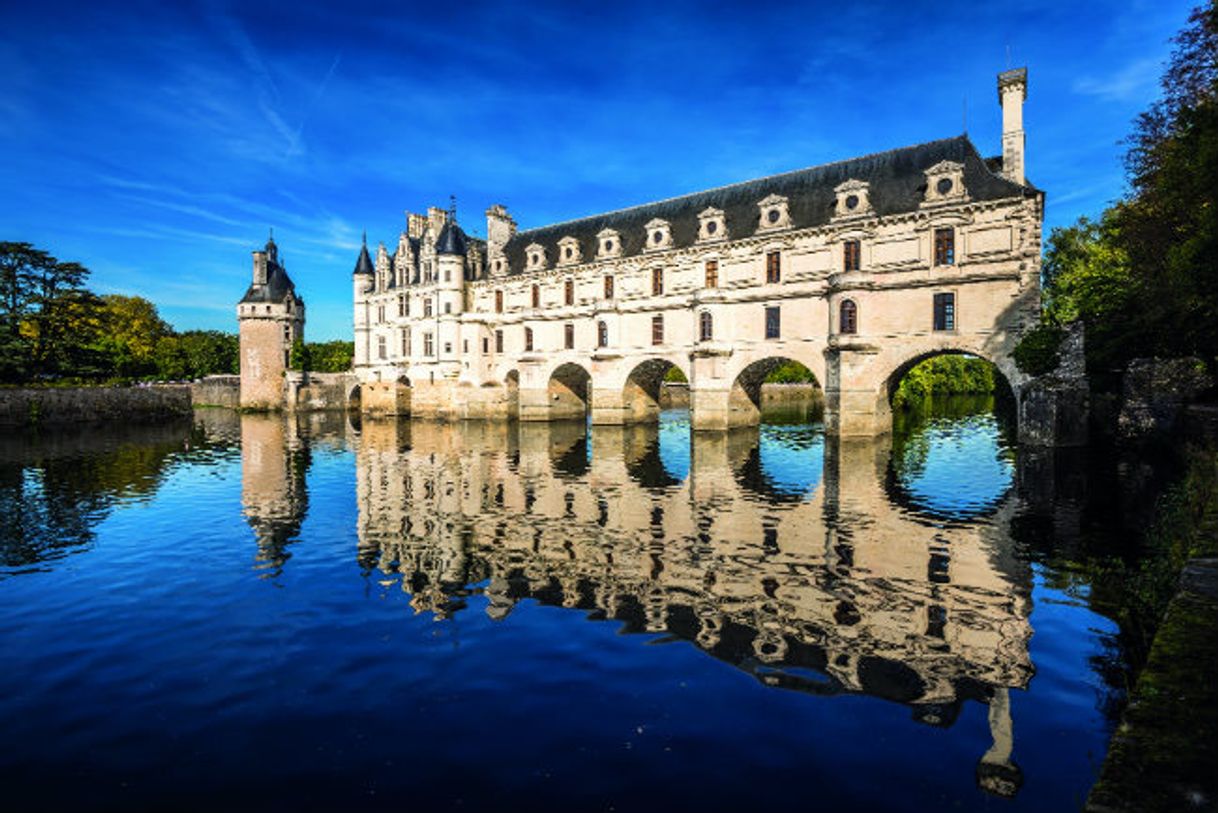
[0,0,1196,340]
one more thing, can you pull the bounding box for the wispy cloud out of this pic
[1074,57,1162,102]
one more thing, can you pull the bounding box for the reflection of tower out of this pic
[240,414,310,577]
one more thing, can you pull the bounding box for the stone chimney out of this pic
[485,204,517,253]
[253,250,268,286]
[406,212,427,239]
[998,67,1028,185]
[427,206,448,235]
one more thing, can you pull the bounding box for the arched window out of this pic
[699,310,713,342]
[597,320,609,348]
[840,299,858,334]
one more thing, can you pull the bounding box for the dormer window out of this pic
[525,242,546,269]
[597,228,621,260]
[558,236,581,266]
[697,207,727,242]
[922,160,967,206]
[644,218,672,251]
[834,179,873,218]
[756,194,791,232]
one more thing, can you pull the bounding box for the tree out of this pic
[1112,2,1218,367]
[306,340,354,373]
[0,242,55,381]
[97,295,171,377]
[288,338,311,372]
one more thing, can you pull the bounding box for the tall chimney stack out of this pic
[998,67,1028,185]
[252,251,268,286]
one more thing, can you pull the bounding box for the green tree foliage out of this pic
[763,361,815,384]
[891,355,996,409]
[306,340,353,373]
[1013,323,1066,376]
[663,366,688,383]
[95,295,172,377]
[288,338,311,372]
[1024,5,1217,376]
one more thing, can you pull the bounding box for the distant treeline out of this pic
[0,241,351,384]
[891,356,995,409]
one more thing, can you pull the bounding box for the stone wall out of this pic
[0,385,192,426]
[190,376,240,408]
[290,372,355,412]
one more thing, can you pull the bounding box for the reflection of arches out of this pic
[622,357,690,423]
[503,369,520,419]
[732,424,825,503]
[548,362,591,419]
[730,357,823,424]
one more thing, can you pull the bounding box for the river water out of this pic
[0,402,1146,811]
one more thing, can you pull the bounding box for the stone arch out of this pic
[547,362,592,420]
[346,384,361,411]
[620,356,692,423]
[881,347,1017,431]
[728,356,824,425]
[397,375,411,387]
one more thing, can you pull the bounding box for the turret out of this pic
[998,67,1028,185]
[486,204,516,256]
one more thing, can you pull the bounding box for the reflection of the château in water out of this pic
[349,417,1033,798]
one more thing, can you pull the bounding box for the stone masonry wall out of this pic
[0,385,192,426]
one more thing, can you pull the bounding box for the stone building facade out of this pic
[238,236,305,410]
[352,68,1041,437]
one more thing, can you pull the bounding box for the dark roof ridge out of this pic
[512,135,972,237]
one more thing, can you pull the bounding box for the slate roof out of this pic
[353,241,375,276]
[500,135,1033,275]
[436,221,468,256]
[240,240,302,305]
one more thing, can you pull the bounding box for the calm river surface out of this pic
[0,403,1143,811]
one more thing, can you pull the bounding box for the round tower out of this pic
[237,234,305,410]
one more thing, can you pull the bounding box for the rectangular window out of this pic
[495,289,503,313]
[564,279,574,306]
[482,337,488,354]
[933,293,955,331]
[934,228,955,266]
[444,266,451,283]
[424,298,433,317]
[765,306,781,339]
[843,240,861,272]
[651,268,664,296]
[603,275,615,300]
[377,304,385,323]
[531,284,540,308]
[423,332,434,356]
[401,328,410,356]
[766,251,781,284]
[651,315,664,345]
[463,339,469,354]
[377,336,387,359]
[398,294,407,317]
[495,329,504,353]
[564,323,575,350]
[699,311,713,342]
[444,342,452,354]
[524,327,534,352]
[705,260,718,289]
[444,302,451,314]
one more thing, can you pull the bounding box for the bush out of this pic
[1013,323,1066,376]
[892,355,996,408]
[764,361,815,384]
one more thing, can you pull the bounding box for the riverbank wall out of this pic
[0,385,192,427]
